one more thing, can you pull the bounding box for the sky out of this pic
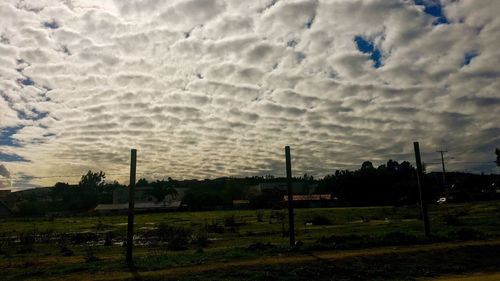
[0,0,499,190]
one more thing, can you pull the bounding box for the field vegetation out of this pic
[1,200,500,280]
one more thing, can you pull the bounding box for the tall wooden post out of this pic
[126,149,137,265]
[414,142,431,237]
[285,146,295,246]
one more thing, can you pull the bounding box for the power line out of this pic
[425,161,494,165]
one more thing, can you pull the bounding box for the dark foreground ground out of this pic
[10,239,499,281]
[2,201,500,280]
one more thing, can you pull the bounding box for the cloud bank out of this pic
[0,0,499,188]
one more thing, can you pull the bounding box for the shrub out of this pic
[157,223,192,250]
[223,215,237,227]
[17,233,35,253]
[70,232,99,244]
[192,231,210,248]
[316,234,372,249]
[246,242,275,251]
[206,220,224,233]
[449,228,485,241]
[382,231,418,245]
[17,201,47,217]
[256,210,264,222]
[38,229,55,244]
[442,208,470,226]
[95,218,107,231]
[311,215,332,225]
[442,213,461,226]
[83,246,99,262]
[104,232,113,246]
[59,244,74,256]
[0,238,14,257]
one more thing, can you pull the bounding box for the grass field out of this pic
[1,201,500,280]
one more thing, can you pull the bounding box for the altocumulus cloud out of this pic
[0,0,499,189]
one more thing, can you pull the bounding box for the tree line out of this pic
[9,148,500,216]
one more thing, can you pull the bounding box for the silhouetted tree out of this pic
[79,170,106,189]
[148,180,177,202]
[361,161,375,171]
[136,178,149,187]
[73,170,105,210]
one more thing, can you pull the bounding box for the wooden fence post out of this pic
[126,149,137,265]
[285,146,295,246]
[413,142,431,237]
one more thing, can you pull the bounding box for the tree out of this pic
[386,160,399,173]
[79,170,106,189]
[361,161,375,171]
[136,178,149,187]
[496,148,500,167]
[148,180,178,203]
[75,170,106,210]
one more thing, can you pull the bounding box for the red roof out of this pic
[283,194,332,201]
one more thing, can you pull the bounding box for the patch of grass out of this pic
[166,244,500,281]
[448,228,486,241]
[1,201,500,281]
[310,215,332,225]
[83,246,100,263]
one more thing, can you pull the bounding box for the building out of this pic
[94,200,182,214]
[252,182,319,195]
[94,186,187,213]
[282,194,335,208]
[111,186,187,204]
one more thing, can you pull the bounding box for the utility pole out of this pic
[436,150,448,190]
[126,149,137,265]
[414,142,431,237]
[285,146,295,247]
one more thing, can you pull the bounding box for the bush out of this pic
[442,208,470,226]
[95,218,108,231]
[311,215,332,225]
[192,231,210,248]
[17,233,35,253]
[223,215,237,227]
[59,244,74,256]
[0,238,14,257]
[70,232,99,244]
[38,229,56,244]
[104,232,113,246]
[442,213,461,226]
[382,231,418,245]
[256,210,264,222]
[157,223,192,250]
[317,234,359,245]
[448,228,485,241]
[206,220,224,233]
[246,242,275,251]
[83,246,99,262]
[17,201,47,217]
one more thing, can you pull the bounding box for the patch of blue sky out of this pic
[462,51,478,66]
[0,152,29,162]
[414,0,448,25]
[354,36,382,68]
[0,126,23,147]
